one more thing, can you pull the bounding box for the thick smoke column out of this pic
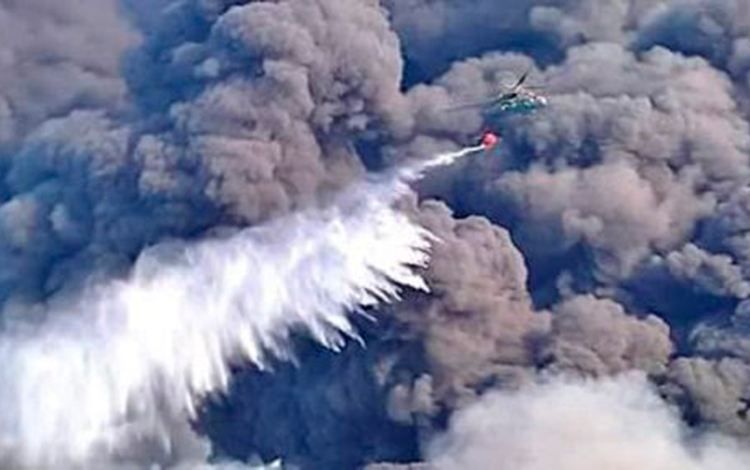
[10,0,750,468]
[0,144,482,468]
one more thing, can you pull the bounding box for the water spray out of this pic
[0,145,485,468]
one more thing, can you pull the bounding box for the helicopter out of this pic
[444,68,547,150]
[446,68,548,115]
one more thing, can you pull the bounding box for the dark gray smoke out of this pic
[6,0,750,468]
[0,0,412,309]
[0,0,138,148]
[370,2,750,466]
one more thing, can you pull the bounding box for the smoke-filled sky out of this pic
[5,0,750,469]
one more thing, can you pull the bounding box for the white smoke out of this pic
[427,373,750,470]
[0,145,484,469]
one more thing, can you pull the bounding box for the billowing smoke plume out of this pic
[7,0,750,469]
[363,1,750,467]
[0,0,411,310]
[0,134,485,468]
[0,0,431,466]
[199,0,750,467]
[427,374,750,470]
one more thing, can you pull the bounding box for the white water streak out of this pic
[0,146,484,468]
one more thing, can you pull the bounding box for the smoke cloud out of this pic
[0,139,483,468]
[8,0,750,468]
[0,0,138,147]
[427,373,750,470]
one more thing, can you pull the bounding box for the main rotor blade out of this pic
[514,68,530,89]
[441,97,499,112]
